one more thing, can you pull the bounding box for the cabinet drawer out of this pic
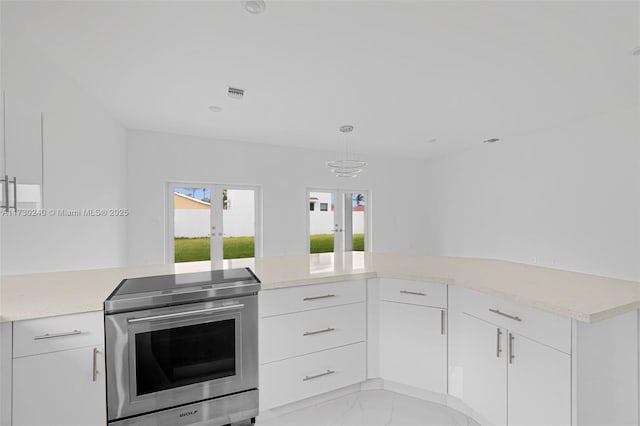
[260,342,366,410]
[13,311,104,358]
[260,302,365,364]
[260,280,365,317]
[452,287,571,354]
[379,278,447,308]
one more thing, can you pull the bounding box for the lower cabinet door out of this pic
[507,333,571,426]
[459,313,508,426]
[13,345,105,426]
[260,342,366,410]
[379,301,447,393]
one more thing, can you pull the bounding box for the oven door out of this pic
[105,294,258,421]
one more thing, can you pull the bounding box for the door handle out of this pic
[92,347,100,382]
[509,333,515,364]
[303,294,336,301]
[34,330,82,340]
[489,308,522,322]
[400,290,426,296]
[302,370,335,382]
[128,304,244,323]
[303,327,335,336]
[496,328,502,358]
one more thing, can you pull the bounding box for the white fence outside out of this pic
[174,190,362,238]
[174,190,255,238]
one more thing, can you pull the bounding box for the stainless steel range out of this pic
[104,268,260,426]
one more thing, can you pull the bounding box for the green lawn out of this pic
[174,234,364,263]
[175,236,255,263]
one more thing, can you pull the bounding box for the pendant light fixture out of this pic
[327,125,367,178]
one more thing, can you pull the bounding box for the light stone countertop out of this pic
[1,252,639,323]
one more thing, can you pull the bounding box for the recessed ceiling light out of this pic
[632,46,640,56]
[426,138,437,143]
[483,138,500,143]
[241,0,266,14]
[208,105,222,113]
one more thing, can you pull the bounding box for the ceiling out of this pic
[4,0,640,159]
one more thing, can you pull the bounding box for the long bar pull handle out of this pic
[303,294,336,301]
[302,370,335,382]
[489,308,522,322]
[34,330,82,340]
[496,329,502,357]
[11,176,16,211]
[400,290,426,296]
[509,333,515,364]
[303,327,336,336]
[440,310,445,335]
[92,347,100,382]
[128,304,244,323]
[2,175,8,212]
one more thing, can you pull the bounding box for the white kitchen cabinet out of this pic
[2,91,43,209]
[260,342,366,410]
[379,301,447,393]
[13,345,105,426]
[459,313,507,426]
[458,312,570,426]
[508,333,570,426]
[259,281,366,411]
[11,311,105,426]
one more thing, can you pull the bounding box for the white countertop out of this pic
[1,252,639,323]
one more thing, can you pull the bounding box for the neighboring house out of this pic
[174,192,210,210]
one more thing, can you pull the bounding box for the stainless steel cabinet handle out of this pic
[302,369,335,382]
[1,175,16,212]
[303,294,336,301]
[128,304,244,323]
[496,329,502,358]
[509,333,515,364]
[440,310,445,335]
[92,347,100,382]
[400,290,426,296]
[1,175,8,212]
[34,330,82,340]
[11,176,16,211]
[489,308,522,322]
[303,327,336,336]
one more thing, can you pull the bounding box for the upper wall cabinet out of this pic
[1,91,44,210]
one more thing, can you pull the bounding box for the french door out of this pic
[167,183,261,263]
[307,188,369,254]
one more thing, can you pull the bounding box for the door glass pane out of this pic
[222,189,255,259]
[309,191,335,253]
[351,193,366,251]
[135,319,236,395]
[173,187,211,263]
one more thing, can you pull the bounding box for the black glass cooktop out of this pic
[104,268,260,314]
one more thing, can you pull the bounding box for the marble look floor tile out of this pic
[257,390,481,426]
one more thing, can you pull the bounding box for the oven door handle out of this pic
[127,304,245,323]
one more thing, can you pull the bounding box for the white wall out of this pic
[126,129,429,265]
[0,6,128,274]
[422,106,640,281]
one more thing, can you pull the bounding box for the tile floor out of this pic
[257,390,480,426]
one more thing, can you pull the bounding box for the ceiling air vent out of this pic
[227,87,245,100]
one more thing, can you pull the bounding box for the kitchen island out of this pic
[1,253,639,426]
